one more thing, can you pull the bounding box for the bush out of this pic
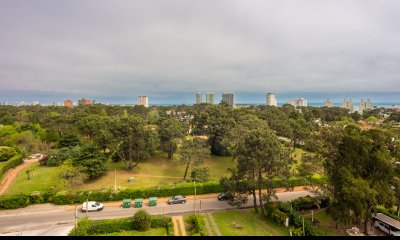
[167,218,174,236]
[30,191,44,204]
[0,194,30,209]
[292,228,303,236]
[291,195,330,211]
[87,218,133,234]
[186,214,206,236]
[69,217,91,236]
[151,215,169,228]
[0,154,23,179]
[264,202,274,217]
[0,146,17,162]
[271,208,288,225]
[133,209,152,231]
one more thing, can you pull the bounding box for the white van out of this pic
[374,220,400,236]
[82,201,104,212]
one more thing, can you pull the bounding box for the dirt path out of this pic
[0,157,41,195]
[171,216,180,236]
[177,215,187,236]
[204,213,213,236]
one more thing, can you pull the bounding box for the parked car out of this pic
[374,220,400,236]
[168,195,187,205]
[82,201,104,212]
[217,193,231,201]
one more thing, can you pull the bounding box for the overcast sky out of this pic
[1,0,400,102]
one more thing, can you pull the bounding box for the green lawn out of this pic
[302,209,341,236]
[4,153,236,194]
[212,209,290,236]
[4,162,63,195]
[97,228,167,236]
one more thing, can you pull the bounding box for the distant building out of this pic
[359,99,373,114]
[78,98,92,106]
[288,98,308,107]
[221,92,235,107]
[324,99,334,107]
[138,96,149,107]
[31,101,40,106]
[196,92,202,104]
[266,93,277,107]
[341,99,354,111]
[206,92,215,104]
[64,100,73,107]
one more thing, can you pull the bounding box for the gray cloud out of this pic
[1,0,400,99]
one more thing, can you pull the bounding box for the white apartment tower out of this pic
[221,92,235,107]
[288,98,308,107]
[196,92,202,104]
[324,99,334,107]
[266,93,277,107]
[341,99,354,111]
[359,99,373,114]
[206,92,215,104]
[138,96,149,107]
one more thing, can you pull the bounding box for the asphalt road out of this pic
[0,190,312,236]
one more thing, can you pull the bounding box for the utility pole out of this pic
[302,216,305,236]
[85,192,91,218]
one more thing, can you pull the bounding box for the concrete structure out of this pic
[64,100,73,107]
[288,98,308,107]
[341,99,354,111]
[196,92,202,104]
[324,99,334,107]
[266,93,277,107]
[138,96,149,107]
[221,92,235,107]
[78,98,92,106]
[206,92,215,104]
[359,99,373,114]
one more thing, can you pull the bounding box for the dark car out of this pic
[218,193,231,201]
[168,195,187,205]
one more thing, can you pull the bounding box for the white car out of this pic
[374,220,400,236]
[82,201,104,212]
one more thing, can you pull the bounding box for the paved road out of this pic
[0,190,313,235]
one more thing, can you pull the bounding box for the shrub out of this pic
[0,146,17,162]
[166,218,174,236]
[69,217,91,236]
[87,218,133,234]
[271,208,288,225]
[264,202,274,217]
[0,154,23,179]
[292,228,303,236]
[186,214,206,236]
[30,191,44,204]
[0,194,30,209]
[133,209,152,231]
[151,215,169,228]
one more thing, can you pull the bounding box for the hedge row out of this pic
[0,176,327,210]
[0,154,23,180]
[375,206,400,222]
[69,215,173,236]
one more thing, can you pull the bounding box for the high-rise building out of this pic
[324,99,334,107]
[221,92,235,107]
[78,98,92,106]
[196,92,202,104]
[288,98,308,107]
[64,100,73,107]
[206,92,215,104]
[341,99,354,111]
[266,93,277,107]
[138,96,149,107]
[359,99,373,114]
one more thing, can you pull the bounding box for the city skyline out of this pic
[1,0,400,98]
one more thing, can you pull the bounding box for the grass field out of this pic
[4,162,63,195]
[212,209,290,236]
[301,208,346,236]
[4,153,236,194]
[97,228,167,236]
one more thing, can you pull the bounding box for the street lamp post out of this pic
[194,181,196,214]
[86,191,92,218]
